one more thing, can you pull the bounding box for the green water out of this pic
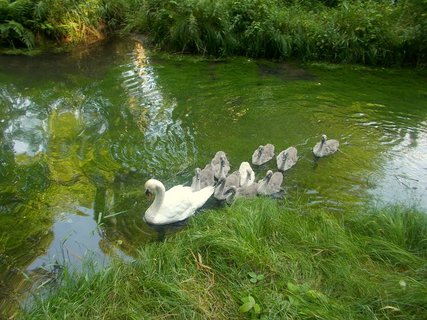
[0,39,426,315]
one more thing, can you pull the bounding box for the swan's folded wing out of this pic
[159,186,194,221]
[158,185,214,222]
[190,185,215,209]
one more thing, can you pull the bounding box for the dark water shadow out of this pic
[256,60,315,81]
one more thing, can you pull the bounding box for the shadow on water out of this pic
[256,60,316,81]
[1,38,427,317]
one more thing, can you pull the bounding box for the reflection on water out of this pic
[371,120,427,208]
[0,39,196,316]
[3,91,47,157]
[114,42,196,180]
[0,39,427,316]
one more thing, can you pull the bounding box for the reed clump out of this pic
[120,0,427,66]
[23,198,427,319]
[1,0,426,66]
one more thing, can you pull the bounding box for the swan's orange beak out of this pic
[145,189,153,201]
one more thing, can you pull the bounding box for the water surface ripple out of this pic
[0,39,426,316]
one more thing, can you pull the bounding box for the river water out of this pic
[0,38,426,315]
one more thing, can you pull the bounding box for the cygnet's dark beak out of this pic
[145,189,153,201]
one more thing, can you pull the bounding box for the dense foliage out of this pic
[23,199,427,319]
[0,0,426,65]
[0,0,107,49]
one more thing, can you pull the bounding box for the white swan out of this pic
[276,146,298,171]
[144,179,214,225]
[252,144,275,165]
[238,162,255,186]
[313,134,339,158]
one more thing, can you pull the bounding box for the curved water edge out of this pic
[0,38,427,316]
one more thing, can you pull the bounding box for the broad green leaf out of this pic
[239,302,254,313]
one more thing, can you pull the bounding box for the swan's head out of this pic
[224,186,237,205]
[239,161,249,170]
[282,152,288,160]
[215,177,226,187]
[263,170,273,181]
[321,134,327,143]
[144,179,159,200]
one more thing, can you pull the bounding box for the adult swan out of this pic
[144,179,214,225]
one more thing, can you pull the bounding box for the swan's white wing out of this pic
[158,185,213,223]
[189,185,215,209]
[155,185,195,222]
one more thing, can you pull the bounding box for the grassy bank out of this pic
[23,198,427,319]
[1,0,426,66]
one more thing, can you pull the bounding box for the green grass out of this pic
[22,198,427,319]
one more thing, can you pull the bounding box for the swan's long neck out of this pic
[279,153,288,170]
[218,160,225,180]
[214,179,225,198]
[147,183,166,216]
[242,170,251,186]
[192,170,201,190]
[321,136,326,147]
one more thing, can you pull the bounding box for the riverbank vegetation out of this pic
[23,198,427,319]
[1,0,426,66]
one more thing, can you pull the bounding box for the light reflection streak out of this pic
[118,42,196,180]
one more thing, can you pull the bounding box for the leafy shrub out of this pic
[0,0,107,50]
[0,0,34,48]
[1,0,426,66]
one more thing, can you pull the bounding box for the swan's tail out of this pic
[192,185,215,208]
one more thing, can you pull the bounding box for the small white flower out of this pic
[399,279,407,289]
